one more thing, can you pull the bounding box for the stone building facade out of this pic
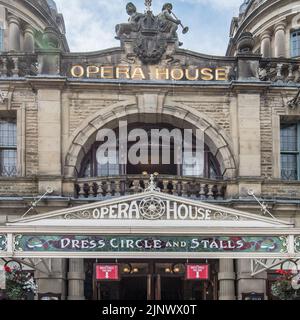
[0,0,300,300]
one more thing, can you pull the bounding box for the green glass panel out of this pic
[0,234,7,251]
[14,235,287,254]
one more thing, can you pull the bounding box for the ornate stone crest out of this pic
[115,2,188,65]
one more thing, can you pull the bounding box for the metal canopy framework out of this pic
[251,258,300,277]
[0,191,299,260]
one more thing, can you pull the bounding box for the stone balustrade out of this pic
[0,53,38,77]
[74,175,227,200]
[259,58,300,83]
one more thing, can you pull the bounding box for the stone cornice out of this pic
[26,76,67,90]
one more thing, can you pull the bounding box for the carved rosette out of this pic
[139,197,166,220]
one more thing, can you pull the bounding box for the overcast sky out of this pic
[55,0,241,55]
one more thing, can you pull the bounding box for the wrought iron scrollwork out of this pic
[64,210,92,220]
[213,211,239,221]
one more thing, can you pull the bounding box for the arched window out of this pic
[291,29,300,57]
[79,123,222,180]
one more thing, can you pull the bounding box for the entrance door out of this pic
[92,260,218,301]
[120,277,148,300]
[95,262,149,301]
[161,277,184,300]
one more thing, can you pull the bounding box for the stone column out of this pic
[24,24,35,53]
[218,259,236,300]
[274,21,287,58]
[237,259,267,300]
[8,14,21,52]
[35,259,67,300]
[260,30,272,58]
[68,259,85,300]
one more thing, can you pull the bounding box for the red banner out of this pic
[95,264,119,281]
[186,264,209,280]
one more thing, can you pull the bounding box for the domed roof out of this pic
[46,0,57,12]
[239,0,251,15]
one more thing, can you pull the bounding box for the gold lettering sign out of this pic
[69,65,229,81]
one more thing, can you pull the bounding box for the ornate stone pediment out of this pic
[9,191,292,228]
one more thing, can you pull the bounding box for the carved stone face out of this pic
[126,3,136,15]
[163,3,173,12]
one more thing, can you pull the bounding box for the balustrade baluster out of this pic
[275,63,284,82]
[83,183,90,198]
[171,180,177,195]
[92,182,99,197]
[162,180,169,193]
[98,181,104,197]
[12,57,19,77]
[132,179,140,194]
[74,177,227,201]
[207,184,214,200]
[114,179,121,196]
[182,181,188,197]
[199,184,204,199]
[1,57,7,77]
[287,64,296,83]
[106,180,112,197]
[203,184,209,199]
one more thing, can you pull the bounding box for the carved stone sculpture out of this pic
[115,3,143,39]
[158,3,181,40]
[115,2,188,64]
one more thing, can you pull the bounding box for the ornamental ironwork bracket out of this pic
[22,187,54,218]
[1,258,52,276]
[248,189,276,219]
[251,259,292,277]
[287,89,300,110]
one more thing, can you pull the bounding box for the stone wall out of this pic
[66,92,124,136]
[262,181,300,199]
[167,93,231,134]
[260,94,274,179]
[1,82,300,201]
[0,178,38,196]
[12,87,39,176]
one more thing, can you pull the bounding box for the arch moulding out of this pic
[64,100,237,179]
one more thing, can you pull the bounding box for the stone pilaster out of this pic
[218,259,236,300]
[274,21,287,58]
[37,88,62,194]
[236,259,267,300]
[260,30,272,58]
[67,259,85,300]
[8,14,21,52]
[35,259,67,300]
[23,24,35,53]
